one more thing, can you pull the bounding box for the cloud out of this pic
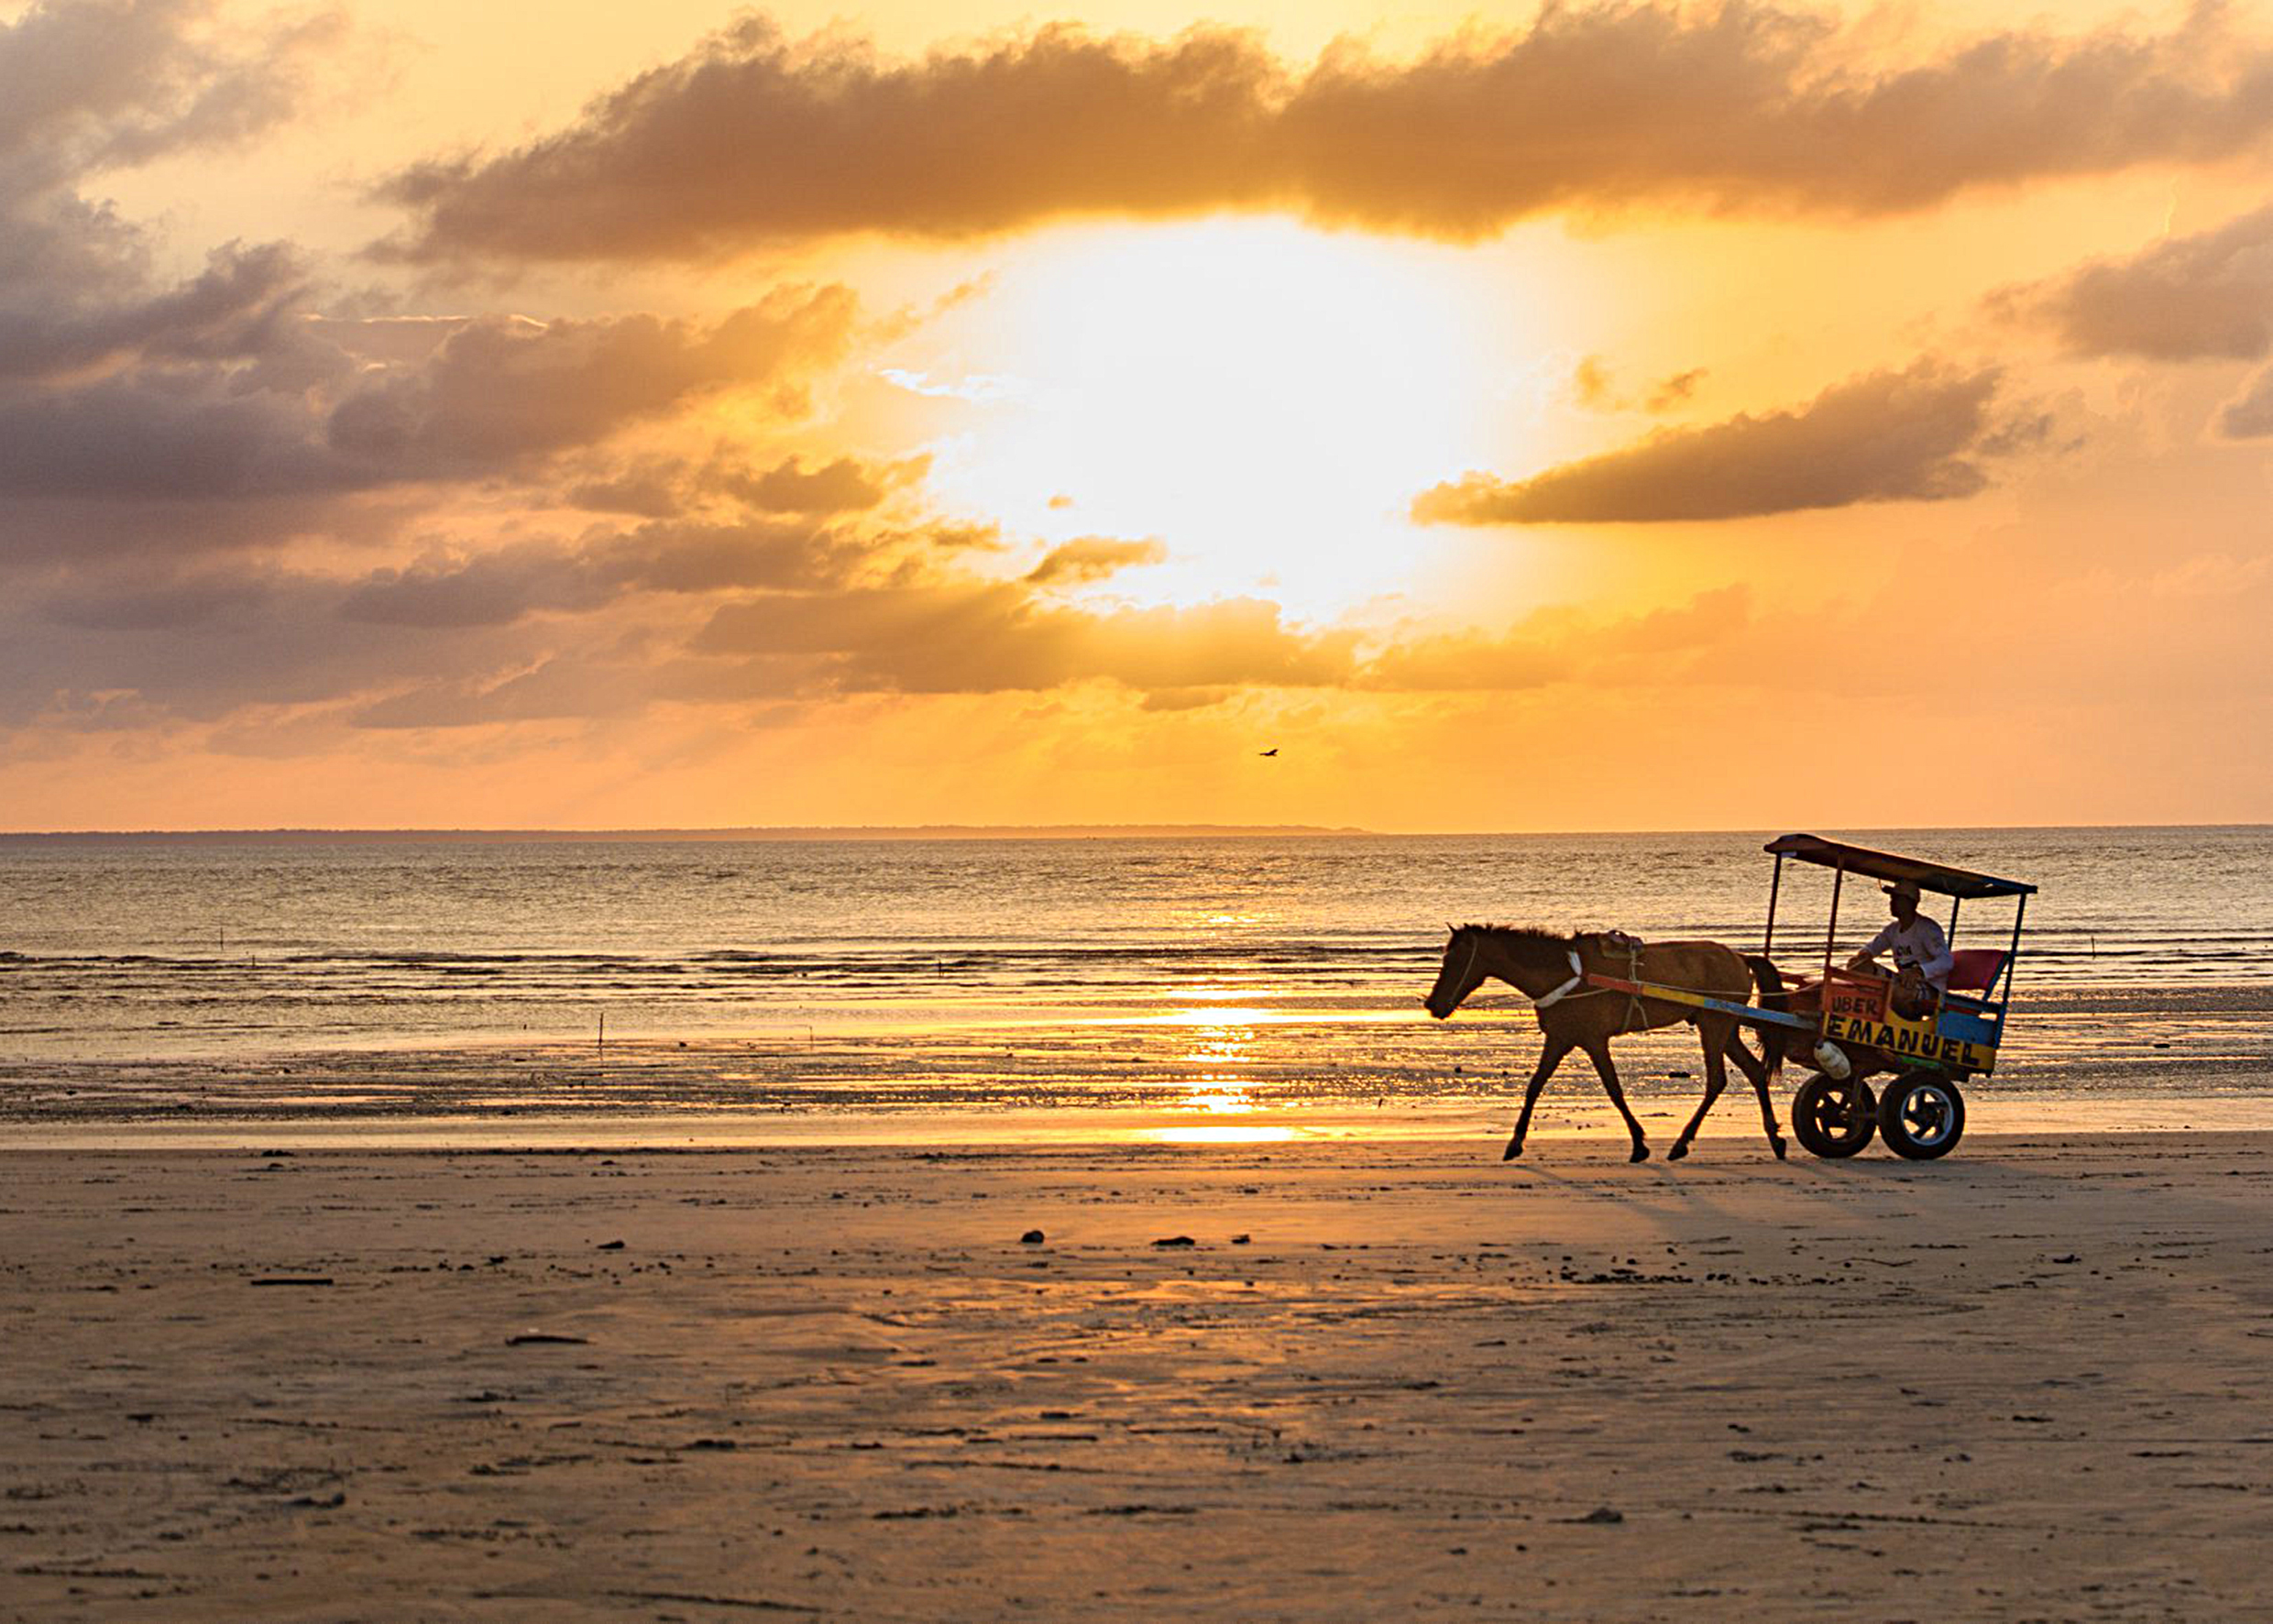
[0,372,345,500]
[1566,356,1707,414]
[378,5,2273,261]
[0,239,309,385]
[1646,368,1707,413]
[0,286,862,516]
[1,566,550,726]
[351,657,658,729]
[1569,357,1618,411]
[0,3,346,388]
[0,513,1784,742]
[339,521,856,628]
[1365,586,1751,690]
[0,1,863,546]
[1024,535,1168,587]
[719,452,929,514]
[2216,366,2273,437]
[0,0,345,181]
[38,565,280,632]
[1999,202,2273,361]
[1412,362,2015,524]
[550,447,928,521]
[696,585,1357,695]
[0,5,351,508]
[324,289,858,476]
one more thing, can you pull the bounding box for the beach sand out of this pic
[6,1131,2272,1621]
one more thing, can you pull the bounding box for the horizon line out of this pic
[0,819,2266,842]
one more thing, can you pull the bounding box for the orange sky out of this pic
[4,0,2271,830]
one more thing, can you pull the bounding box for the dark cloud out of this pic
[0,2,344,387]
[324,289,857,475]
[0,289,861,515]
[1997,202,2273,361]
[38,565,279,631]
[0,372,345,500]
[339,520,854,628]
[0,0,344,181]
[1412,362,2013,524]
[0,1,862,545]
[0,567,545,727]
[1024,535,1168,587]
[0,239,308,384]
[565,462,696,519]
[377,20,1277,259]
[0,4,343,515]
[379,4,2273,261]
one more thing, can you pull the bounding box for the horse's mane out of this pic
[1457,924,1575,949]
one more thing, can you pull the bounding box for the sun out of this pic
[906,219,1559,621]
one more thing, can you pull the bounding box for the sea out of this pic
[2,827,2268,1141]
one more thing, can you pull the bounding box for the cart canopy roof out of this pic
[1763,834,2037,899]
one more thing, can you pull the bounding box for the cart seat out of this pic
[1945,949,2006,993]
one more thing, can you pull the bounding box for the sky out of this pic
[5,0,2273,832]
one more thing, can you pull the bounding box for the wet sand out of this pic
[7,1132,2273,1621]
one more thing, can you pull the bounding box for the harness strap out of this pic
[1532,949,1586,1008]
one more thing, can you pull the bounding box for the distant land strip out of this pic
[0,824,1373,844]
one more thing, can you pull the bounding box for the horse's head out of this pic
[1424,924,1488,1020]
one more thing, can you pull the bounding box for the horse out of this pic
[1424,925,1786,1163]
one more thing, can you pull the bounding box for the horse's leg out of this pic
[1725,1024,1788,1159]
[1505,1036,1573,1161]
[1668,1016,1731,1162]
[1583,1039,1650,1163]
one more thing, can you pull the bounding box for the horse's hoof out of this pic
[1502,1140,1524,1162]
[1771,1136,1788,1161]
[1630,1143,1650,1164]
[1667,1141,1689,1162]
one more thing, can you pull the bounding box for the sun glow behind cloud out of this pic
[906,220,1556,620]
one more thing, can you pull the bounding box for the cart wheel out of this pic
[1878,1075,1966,1160]
[1791,1073,1877,1159]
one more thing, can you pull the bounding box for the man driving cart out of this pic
[1846,878,1953,1019]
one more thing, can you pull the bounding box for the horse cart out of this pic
[1425,835,2037,1163]
[1582,835,2037,1160]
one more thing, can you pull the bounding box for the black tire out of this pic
[1791,1073,1877,1159]
[1879,1075,1966,1160]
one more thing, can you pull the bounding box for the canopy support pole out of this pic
[1823,862,1844,982]
[1763,853,1784,958]
[1996,893,2027,1044]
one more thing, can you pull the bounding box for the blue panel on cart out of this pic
[1937,1009,1995,1046]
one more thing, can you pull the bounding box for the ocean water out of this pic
[1,828,2268,1128]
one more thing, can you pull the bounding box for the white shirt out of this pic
[1860,915,1953,990]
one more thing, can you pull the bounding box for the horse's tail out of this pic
[1742,954,1785,1080]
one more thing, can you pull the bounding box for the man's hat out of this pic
[1883,878,1922,903]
